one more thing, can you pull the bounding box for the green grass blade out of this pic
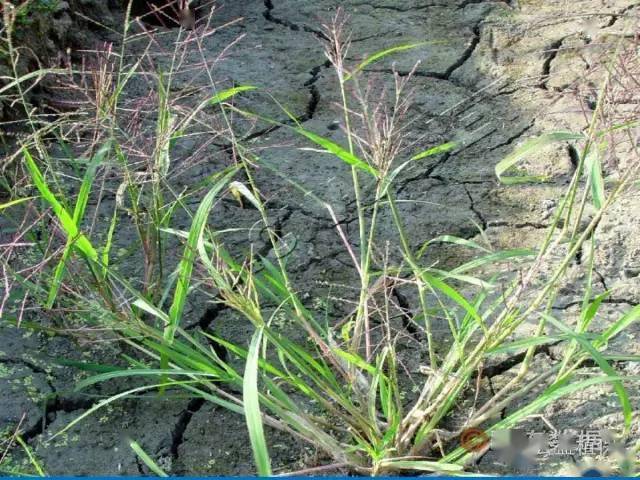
[421,234,491,256]
[244,327,272,476]
[229,181,263,211]
[155,74,173,178]
[0,68,68,95]
[410,141,457,161]
[74,368,220,391]
[54,358,122,373]
[442,375,640,465]
[166,168,237,345]
[73,142,111,224]
[595,304,640,348]
[129,440,168,477]
[46,251,72,308]
[181,385,246,415]
[292,126,378,177]
[544,314,632,432]
[495,131,583,184]
[227,107,377,177]
[210,86,257,105]
[488,334,578,354]
[423,272,488,334]
[381,142,456,197]
[23,148,98,261]
[0,197,34,211]
[345,41,438,80]
[585,143,606,209]
[596,119,640,136]
[46,143,110,307]
[451,248,535,274]
[133,298,170,325]
[503,375,639,429]
[15,435,45,477]
[429,268,494,289]
[580,290,609,331]
[101,206,119,276]
[48,381,190,441]
[332,347,377,375]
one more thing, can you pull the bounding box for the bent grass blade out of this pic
[244,327,272,476]
[345,41,442,80]
[129,440,168,477]
[0,197,35,212]
[544,313,633,433]
[46,142,111,308]
[495,131,584,184]
[292,126,379,178]
[22,148,99,262]
[209,85,257,106]
[166,168,238,345]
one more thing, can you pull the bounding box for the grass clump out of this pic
[1,2,639,476]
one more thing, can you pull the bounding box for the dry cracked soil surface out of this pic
[1,0,639,475]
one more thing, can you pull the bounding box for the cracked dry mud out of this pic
[1,0,639,475]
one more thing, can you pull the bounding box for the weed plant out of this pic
[1,1,639,475]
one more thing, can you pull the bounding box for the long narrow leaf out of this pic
[544,314,632,433]
[47,143,110,307]
[48,381,190,441]
[166,168,237,344]
[210,85,257,105]
[345,41,438,80]
[244,327,272,476]
[101,206,119,277]
[0,197,34,211]
[377,459,462,473]
[292,127,378,177]
[595,304,640,348]
[23,148,98,261]
[495,131,583,184]
[451,248,535,274]
[423,272,488,334]
[410,141,457,161]
[129,440,168,477]
[15,435,45,477]
[585,143,606,209]
[75,368,219,391]
[380,142,456,197]
[442,374,640,464]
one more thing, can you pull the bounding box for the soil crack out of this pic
[605,3,639,28]
[554,297,637,310]
[20,395,97,443]
[365,22,482,86]
[487,220,549,230]
[457,0,513,9]
[482,343,554,378]
[392,288,424,342]
[170,398,206,459]
[262,0,328,41]
[443,23,481,79]
[539,38,565,90]
[351,2,442,12]
[464,185,487,230]
[488,122,534,151]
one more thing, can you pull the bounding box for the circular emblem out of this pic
[460,427,490,452]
